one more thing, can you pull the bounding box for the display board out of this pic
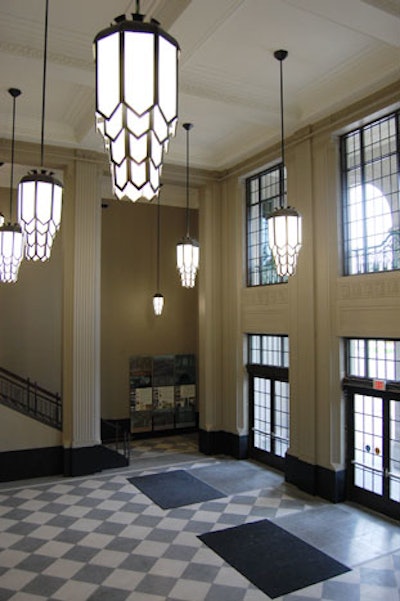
[129,354,196,433]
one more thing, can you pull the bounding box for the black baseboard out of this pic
[132,425,199,440]
[63,445,128,477]
[199,429,248,459]
[0,446,63,482]
[286,454,346,503]
[317,463,346,503]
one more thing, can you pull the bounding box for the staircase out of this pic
[0,367,130,477]
[0,366,62,430]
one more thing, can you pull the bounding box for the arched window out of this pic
[348,183,394,273]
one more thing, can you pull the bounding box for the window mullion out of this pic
[359,128,369,274]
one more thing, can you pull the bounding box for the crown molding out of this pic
[0,41,92,71]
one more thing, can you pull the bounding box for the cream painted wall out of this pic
[100,199,199,419]
[0,187,62,395]
[0,165,199,450]
[0,80,398,475]
[0,404,61,451]
[212,80,400,473]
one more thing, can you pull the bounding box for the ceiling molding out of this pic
[361,0,400,17]
[0,41,92,71]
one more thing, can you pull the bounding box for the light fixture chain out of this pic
[40,0,49,168]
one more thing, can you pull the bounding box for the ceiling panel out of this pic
[0,0,399,175]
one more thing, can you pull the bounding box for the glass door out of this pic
[248,369,289,470]
[346,386,400,520]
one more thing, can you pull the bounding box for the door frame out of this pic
[247,364,289,471]
[344,377,400,521]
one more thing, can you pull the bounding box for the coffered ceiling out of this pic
[0,0,399,174]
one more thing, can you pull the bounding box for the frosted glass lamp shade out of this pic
[176,236,199,288]
[94,14,179,202]
[153,292,164,316]
[17,170,63,261]
[268,207,302,276]
[0,223,25,283]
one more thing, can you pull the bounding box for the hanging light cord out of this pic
[9,92,18,220]
[186,127,189,236]
[279,58,285,173]
[274,49,288,209]
[40,0,49,168]
[183,123,193,238]
[156,195,161,290]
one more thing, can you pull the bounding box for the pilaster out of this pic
[63,155,102,475]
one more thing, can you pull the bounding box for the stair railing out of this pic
[101,418,131,462]
[0,366,62,430]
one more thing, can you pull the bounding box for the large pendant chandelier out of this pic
[176,123,199,288]
[17,0,63,262]
[0,89,25,284]
[153,195,164,316]
[268,50,302,277]
[94,1,179,203]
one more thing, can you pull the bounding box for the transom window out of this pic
[246,164,287,285]
[341,110,400,275]
[248,334,289,368]
[346,338,400,381]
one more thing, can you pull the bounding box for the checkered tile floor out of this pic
[0,434,399,600]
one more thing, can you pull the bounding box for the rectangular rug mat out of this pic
[198,519,351,598]
[127,469,225,509]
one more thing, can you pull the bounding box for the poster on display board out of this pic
[129,354,197,433]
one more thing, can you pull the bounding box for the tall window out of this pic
[341,110,400,275]
[246,164,287,285]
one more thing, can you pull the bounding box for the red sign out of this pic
[373,379,386,391]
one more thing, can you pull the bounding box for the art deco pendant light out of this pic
[0,89,25,284]
[268,50,302,277]
[176,123,199,288]
[153,194,164,316]
[17,0,63,262]
[94,0,179,203]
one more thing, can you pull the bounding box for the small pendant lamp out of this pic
[267,50,302,277]
[94,0,179,203]
[152,194,164,316]
[176,123,199,288]
[0,89,25,284]
[17,0,63,262]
